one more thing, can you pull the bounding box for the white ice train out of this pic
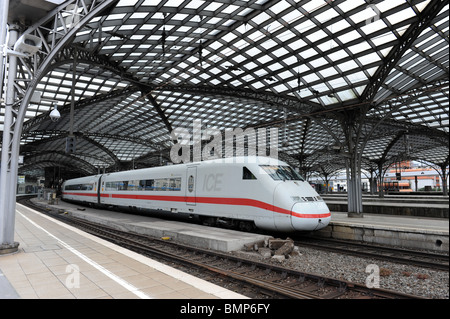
[61,156,331,232]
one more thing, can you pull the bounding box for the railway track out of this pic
[19,197,425,299]
[294,237,449,272]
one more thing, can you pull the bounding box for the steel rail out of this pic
[295,237,449,272]
[63,216,319,299]
[19,197,426,299]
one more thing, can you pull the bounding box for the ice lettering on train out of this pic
[203,173,223,192]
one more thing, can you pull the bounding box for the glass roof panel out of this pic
[3,0,448,176]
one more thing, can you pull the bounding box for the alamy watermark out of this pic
[365,264,380,289]
[366,4,381,25]
[170,119,279,164]
[65,264,80,289]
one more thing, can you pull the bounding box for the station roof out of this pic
[2,0,449,178]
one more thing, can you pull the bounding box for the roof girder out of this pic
[362,0,448,104]
[3,0,447,177]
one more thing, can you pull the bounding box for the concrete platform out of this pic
[31,198,270,253]
[322,194,449,218]
[315,211,449,252]
[0,203,248,299]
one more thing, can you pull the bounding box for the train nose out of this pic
[291,202,331,231]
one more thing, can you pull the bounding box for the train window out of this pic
[65,184,78,191]
[169,178,182,191]
[65,183,94,191]
[154,178,169,191]
[127,180,140,191]
[139,179,154,191]
[105,181,119,191]
[188,175,194,192]
[243,167,257,180]
[81,184,93,191]
[118,181,128,190]
[259,165,304,181]
[104,178,182,192]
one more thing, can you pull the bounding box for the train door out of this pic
[97,175,102,204]
[186,166,197,206]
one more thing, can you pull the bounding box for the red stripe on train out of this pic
[62,192,331,219]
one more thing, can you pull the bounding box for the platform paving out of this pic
[31,198,270,252]
[316,211,449,252]
[0,203,249,299]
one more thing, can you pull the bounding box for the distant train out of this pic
[381,181,413,193]
[62,156,331,232]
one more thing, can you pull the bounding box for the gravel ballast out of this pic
[233,246,449,299]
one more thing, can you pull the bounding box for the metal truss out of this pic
[1,0,448,230]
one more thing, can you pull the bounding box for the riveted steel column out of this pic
[0,0,9,101]
[341,111,364,218]
[0,22,19,254]
[1,0,118,255]
[347,152,363,217]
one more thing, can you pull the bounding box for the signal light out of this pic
[66,136,76,154]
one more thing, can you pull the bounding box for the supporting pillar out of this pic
[346,152,363,218]
[1,0,118,255]
[341,110,364,218]
[439,161,448,197]
[0,0,9,101]
[0,21,19,254]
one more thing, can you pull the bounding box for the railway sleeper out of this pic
[321,290,347,299]
[234,265,257,274]
[301,283,321,293]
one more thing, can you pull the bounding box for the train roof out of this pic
[62,174,102,185]
[189,156,285,166]
[64,156,290,183]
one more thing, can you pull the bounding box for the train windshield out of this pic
[259,165,304,181]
